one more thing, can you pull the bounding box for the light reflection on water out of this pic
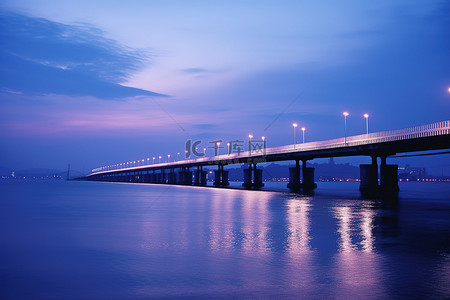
[0,180,449,299]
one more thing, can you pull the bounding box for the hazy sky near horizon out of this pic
[0,1,449,173]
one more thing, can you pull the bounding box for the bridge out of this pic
[86,120,450,195]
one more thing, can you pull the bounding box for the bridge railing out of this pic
[264,120,450,155]
[90,120,450,174]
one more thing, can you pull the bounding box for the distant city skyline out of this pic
[0,1,449,173]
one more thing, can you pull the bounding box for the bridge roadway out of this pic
[87,120,450,195]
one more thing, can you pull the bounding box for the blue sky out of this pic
[0,1,449,174]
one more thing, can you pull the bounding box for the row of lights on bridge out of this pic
[93,112,371,173]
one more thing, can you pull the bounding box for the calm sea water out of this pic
[1,180,449,299]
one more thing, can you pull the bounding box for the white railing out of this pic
[90,120,450,175]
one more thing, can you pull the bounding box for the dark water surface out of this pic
[1,180,449,299]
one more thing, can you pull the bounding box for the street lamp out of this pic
[152,157,155,164]
[147,158,150,165]
[292,123,298,149]
[301,127,305,143]
[227,143,230,154]
[203,148,207,156]
[167,154,170,163]
[158,156,162,164]
[364,113,369,134]
[177,152,180,161]
[343,112,349,144]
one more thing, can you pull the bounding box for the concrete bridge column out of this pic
[184,168,193,185]
[161,169,167,184]
[145,170,151,183]
[359,156,379,194]
[155,170,162,183]
[302,160,317,190]
[253,164,264,187]
[242,163,253,187]
[167,169,176,184]
[194,166,207,186]
[177,168,184,184]
[148,170,154,183]
[194,166,200,185]
[178,167,192,185]
[380,156,399,195]
[199,169,207,186]
[287,160,301,190]
[214,164,229,186]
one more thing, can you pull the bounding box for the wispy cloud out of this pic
[181,68,208,74]
[0,11,165,99]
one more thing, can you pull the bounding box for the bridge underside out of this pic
[86,124,450,197]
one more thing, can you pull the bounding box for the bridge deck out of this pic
[89,120,450,176]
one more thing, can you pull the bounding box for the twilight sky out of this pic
[0,0,449,174]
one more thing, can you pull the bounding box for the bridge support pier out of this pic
[178,167,193,185]
[194,166,207,186]
[243,163,264,188]
[214,165,229,186]
[287,160,301,190]
[253,167,264,187]
[359,156,378,194]
[288,160,316,190]
[243,163,252,188]
[302,160,317,190]
[380,156,399,195]
[148,170,155,183]
[167,169,176,184]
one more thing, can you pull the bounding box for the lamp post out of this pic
[167,154,170,163]
[343,112,349,144]
[158,156,161,164]
[152,157,155,164]
[248,134,253,154]
[227,143,230,155]
[292,123,298,149]
[301,127,305,143]
[216,141,221,155]
[177,152,180,161]
[364,113,369,134]
[203,148,207,157]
